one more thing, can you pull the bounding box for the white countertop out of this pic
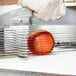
[0,48,76,75]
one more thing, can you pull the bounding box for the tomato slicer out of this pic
[0,5,76,57]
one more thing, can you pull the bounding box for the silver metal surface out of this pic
[0,6,32,28]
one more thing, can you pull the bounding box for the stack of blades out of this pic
[4,26,29,57]
[0,28,4,55]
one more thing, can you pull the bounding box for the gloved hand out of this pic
[18,0,66,20]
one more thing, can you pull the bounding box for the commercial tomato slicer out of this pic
[0,5,76,56]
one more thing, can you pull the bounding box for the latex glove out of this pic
[18,0,66,20]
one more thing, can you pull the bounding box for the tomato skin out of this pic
[27,30,55,55]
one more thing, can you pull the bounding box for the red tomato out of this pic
[27,30,54,55]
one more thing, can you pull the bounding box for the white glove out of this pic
[18,0,66,20]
